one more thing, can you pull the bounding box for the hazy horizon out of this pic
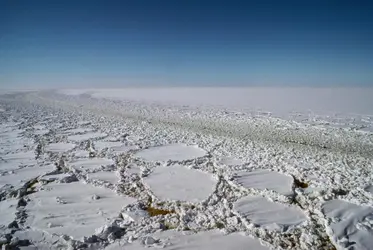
[1,0,373,88]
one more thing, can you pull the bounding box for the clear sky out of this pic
[1,0,372,88]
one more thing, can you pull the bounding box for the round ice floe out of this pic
[135,143,206,162]
[69,158,115,172]
[143,164,217,202]
[67,132,107,142]
[25,181,136,240]
[45,143,76,153]
[234,169,294,196]
[322,199,373,250]
[106,230,270,250]
[234,196,307,232]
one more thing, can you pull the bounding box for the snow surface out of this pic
[143,164,217,202]
[234,196,307,232]
[135,143,206,162]
[25,181,136,240]
[44,142,76,153]
[322,199,373,249]
[233,169,294,196]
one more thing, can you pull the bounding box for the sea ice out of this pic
[233,169,294,196]
[44,143,76,153]
[25,181,136,240]
[143,164,217,202]
[322,199,373,249]
[135,143,206,162]
[69,158,115,172]
[234,196,307,232]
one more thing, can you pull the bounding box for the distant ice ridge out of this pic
[58,87,373,116]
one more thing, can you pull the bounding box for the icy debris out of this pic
[233,169,294,196]
[69,158,115,172]
[14,229,67,250]
[234,196,307,232]
[25,181,136,240]
[143,164,217,202]
[135,143,206,162]
[322,199,373,249]
[106,230,271,250]
[87,171,120,185]
[44,143,76,153]
[67,132,107,142]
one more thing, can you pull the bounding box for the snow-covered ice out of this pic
[135,143,206,162]
[322,199,373,249]
[234,196,307,232]
[25,181,136,240]
[1,88,372,249]
[233,169,294,196]
[143,164,217,202]
[44,142,76,153]
[0,164,56,188]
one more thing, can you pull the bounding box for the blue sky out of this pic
[1,0,372,88]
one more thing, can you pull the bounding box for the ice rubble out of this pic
[25,181,136,240]
[106,230,270,250]
[135,143,206,162]
[234,196,307,232]
[322,199,373,249]
[143,164,217,202]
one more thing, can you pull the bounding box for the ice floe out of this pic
[233,169,294,196]
[143,164,217,202]
[234,196,307,232]
[135,143,206,162]
[322,199,373,249]
[25,181,136,240]
[44,143,76,153]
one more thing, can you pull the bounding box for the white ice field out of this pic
[0,87,373,249]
